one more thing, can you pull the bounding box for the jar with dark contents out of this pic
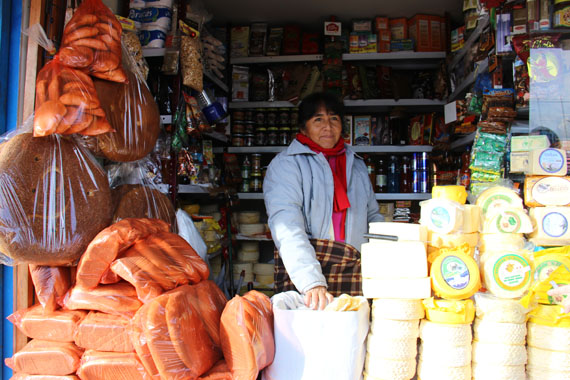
[279,127,291,145]
[232,134,245,147]
[255,127,267,145]
[244,109,254,123]
[232,111,245,122]
[244,121,255,134]
[232,122,245,134]
[267,127,279,145]
[290,108,299,128]
[254,108,265,127]
[266,109,277,126]
[250,171,263,192]
[244,133,255,147]
[251,153,262,171]
[277,108,290,127]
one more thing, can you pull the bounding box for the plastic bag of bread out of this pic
[109,232,210,303]
[75,218,170,289]
[220,290,275,380]
[76,350,150,380]
[10,374,79,380]
[7,305,87,342]
[130,288,220,380]
[61,282,143,317]
[198,360,232,380]
[33,56,113,137]
[59,0,126,83]
[89,43,160,162]
[74,311,134,352]
[108,160,176,229]
[29,265,71,311]
[5,339,84,376]
[0,128,113,266]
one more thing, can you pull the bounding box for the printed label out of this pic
[539,149,565,173]
[496,211,522,233]
[493,254,531,291]
[441,255,470,290]
[482,194,514,215]
[531,177,570,206]
[543,212,569,238]
[430,206,451,229]
[535,259,568,281]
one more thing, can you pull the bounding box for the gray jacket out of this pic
[263,139,383,293]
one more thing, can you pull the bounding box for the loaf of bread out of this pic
[94,69,160,162]
[0,133,112,265]
[113,185,176,229]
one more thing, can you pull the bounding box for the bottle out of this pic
[241,155,251,180]
[400,155,412,193]
[376,157,387,193]
[459,148,471,189]
[365,155,376,187]
[387,155,400,193]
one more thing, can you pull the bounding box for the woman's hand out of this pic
[547,285,570,313]
[304,286,334,310]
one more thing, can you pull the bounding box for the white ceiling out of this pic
[206,0,465,28]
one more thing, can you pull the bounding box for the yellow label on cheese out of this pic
[483,251,533,298]
[524,176,570,207]
[432,185,468,204]
[422,297,475,324]
[476,186,524,218]
[430,249,480,300]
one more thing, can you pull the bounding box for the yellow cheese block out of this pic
[509,151,529,173]
[524,176,570,207]
[430,249,481,300]
[427,244,475,267]
[482,207,534,234]
[428,231,479,248]
[529,206,570,246]
[462,204,481,233]
[481,250,533,299]
[526,148,568,176]
[528,304,570,328]
[479,233,526,253]
[511,135,550,152]
[431,185,468,204]
[534,248,570,282]
[476,186,524,219]
[253,263,273,275]
[422,297,475,324]
[255,274,274,285]
[420,199,464,234]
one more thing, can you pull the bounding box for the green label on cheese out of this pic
[441,255,470,290]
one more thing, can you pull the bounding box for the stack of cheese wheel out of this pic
[232,261,254,284]
[422,186,479,268]
[363,299,423,380]
[238,211,265,237]
[522,147,570,247]
[237,241,260,263]
[526,304,570,380]
[476,187,534,299]
[471,293,528,380]
[253,263,273,287]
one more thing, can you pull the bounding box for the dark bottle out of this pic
[459,148,471,189]
[387,155,400,193]
[365,155,376,188]
[400,155,412,193]
[376,158,387,193]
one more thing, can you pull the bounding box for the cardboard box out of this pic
[408,15,431,52]
[353,19,372,33]
[375,16,389,31]
[353,115,371,145]
[440,16,447,52]
[389,18,408,40]
[378,30,391,52]
[349,33,360,53]
[430,16,443,51]
[343,115,353,145]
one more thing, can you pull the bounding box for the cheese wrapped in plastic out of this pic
[476,186,524,218]
[427,231,479,249]
[76,350,150,380]
[5,340,84,376]
[427,243,473,269]
[528,206,570,246]
[420,199,464,234]
[74,312,134,352]
[522,265,570,307]
[533,246,570,281]
[422,297,475,324]
[431,185,468,204]
[482,207,534,234]
[528,304,570,328]
[481,250,533,299]
[430,246,481,300]
[478,233,526,253]
[8,305,86,342]
[29,265,72,312]
[474,293,529,324]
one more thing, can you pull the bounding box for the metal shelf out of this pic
[238,192,264,199]
[352,145,433,153]
[375,193,432,200]
[228,146,286,153]
[449,15,490,70]
[204,71,229,93]
[448,58,489,101]
[344,99,446,107]
[142,47,166,57]
[343,52,446,61]
[178,184,213,194]
[450,132,476,150]
[229,101,295,109]
[236,233,272,241]
[231,54,323,64]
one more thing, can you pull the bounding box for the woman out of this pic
[263,92,383,310]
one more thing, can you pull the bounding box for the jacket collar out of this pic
[286,139,364,161]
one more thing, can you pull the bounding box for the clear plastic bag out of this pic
[29,265,72,311]
[59,0,127,83]
[0,126,113,266]
[62,282,143,317]
[77,350,150,380]
[198,360,232,380]
[5,339,84,376]
[74,311,134,352]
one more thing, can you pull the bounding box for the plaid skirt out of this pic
[274,238,362,297]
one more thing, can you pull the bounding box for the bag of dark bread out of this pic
[107,159,177,231]
[0,120,113,266]
[33,56,114,137]
[59,0,127,83]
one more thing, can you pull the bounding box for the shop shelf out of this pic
[230,54,323,64]
[238,192,264,199]
[203,131,228,143]
[228,146,286,153]
[142,47,166,57]
[204,71,229,93]
[448,58,489,101]
[375,193,432,200]
[352,145,433,153]
[236,233,272,241]
[229,101,296,109]
[449,15,490,70]
[178,184,213,193]
[344,99,446,107]
[343,51,445,61]
[450,132,476,150]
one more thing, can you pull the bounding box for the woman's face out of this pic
[301,106,342,149]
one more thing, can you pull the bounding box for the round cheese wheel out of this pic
[527,322,570,351]
[371,299,424,321]
[237,249,259,263]
[471,363,526,380]
[476,186,523,219]
[527,367,570,380]
[528,346,570,371]
[479,233,526,253]
[534,253,570,281]
[364,355,416,380]
[255,274,274,285]
[238,211,260,224]
[253,263,273,276]
[370,319,419,341]
[366,334,417,360]
[239,223,265,236]
[419,342,471,367]
[419,320,472,346]
[240,241,259,252]
[232,262,253,275]
[430,250,480,300]
[422,298,475,324]
[481,250,533,299]
[473,318,527,345]
[482,207,534,234]
[416,361,470,380]
[474,293,529,323]
[471,341,527,365]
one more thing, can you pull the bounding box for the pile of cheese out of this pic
[233,241,274,294]
[471,293,529,380]
[363,299,424,380]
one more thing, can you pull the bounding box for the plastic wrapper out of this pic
[198,361,232,380]
[29,265,71,311]
[0,130,113,266]
[181,35,203,92]
[75,218,170,289]
[176,209,208,263]
[74,311,134,352]
[59,0,127,83]
[76,350,150,380]
[33,56,113,137]
[7,305,86,342]
[109,232,209,303]
[62,282,142,317]
[220,290,275,380]
[108,161,176,229]
[473,293,530,324]
[5,339,84,376]
[91,44,160,162]
[130,288,220,380]
[122,30,149,80]
[10,374,79,380]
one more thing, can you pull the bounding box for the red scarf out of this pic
[296,133,351,240]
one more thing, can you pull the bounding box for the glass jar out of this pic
[279,127,291,145]
[254,108,266,126]
[241,156,251,179]
[255,128,267,145]
[267,127,279,145]
[250,171,263,192]
[232,123,245,134]
[251,153,262,171]
[244,121,255,134]
[232,134,245,147]
[240,178,250,192]
[244,133,255,147]
[266,109,277,126]
[290,108,299,128]
[277,108,290,127]
[232,111,245,121]
[244,109,254,123]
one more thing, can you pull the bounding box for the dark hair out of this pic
[298,92,344,130]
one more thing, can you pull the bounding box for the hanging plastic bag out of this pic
[198,360,233,380]
[91,42,160,162]
[0,123,113,266]
[59,0,127,83]
[107,160,177,230]
[29,265,72,311]
[177,208,208,263]
[180,35,204,91]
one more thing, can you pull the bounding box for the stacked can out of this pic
[412,152,429,193]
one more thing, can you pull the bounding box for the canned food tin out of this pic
[252,154,262,170]
[412,170,429,193]
[266,110,277,126]
[232,134,245,147]
[232,111,245,121]
[277,108,290,126]
[232,123,245,134]
[254,108,266,126]
[290,108,299,127]
[244,133,255,147]
[413,152,429,171]
[255,128,267,146]
[244,109,254,123]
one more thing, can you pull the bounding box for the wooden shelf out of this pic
[231,54,323,64]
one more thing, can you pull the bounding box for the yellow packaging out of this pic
[422,297,475,324]
[428,231,479,249]
[431,185,468,204]
[522,265,570,306]
[427,244,475,268]
[524,176,570,207]
[534,246,570,281]
[430,246,481,300]
[528,304,570,327]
